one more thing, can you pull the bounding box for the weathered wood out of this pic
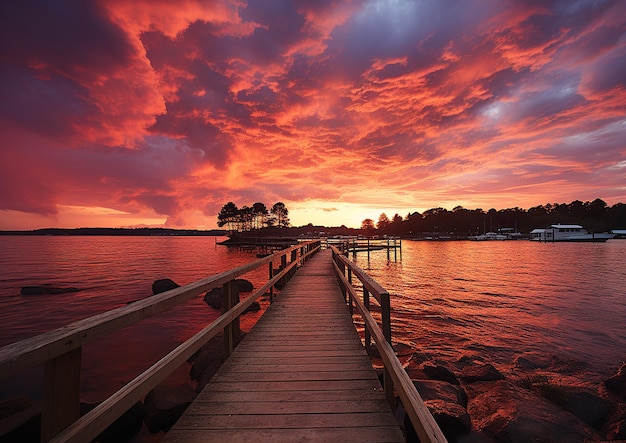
[164,249,405,443]
[331,246,447,443]
[41,348,81,441]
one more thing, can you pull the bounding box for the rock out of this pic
[233,279,254,292]
[20,284,80,295]
[204,288,222,309]
[151,278,180,295]
[607,418,626,439]
[81,401,145,442]
[513,354,549,370]
[406,380,470,441]
[203,280,255,310]
[605,362,626,396]
[562,389,611,430]
[422,363,460,386]
[459,363,504,383]
[467,380,601,442]
[413,379,468,407]
[144,384,196,433]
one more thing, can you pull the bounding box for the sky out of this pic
[1,0,625,230]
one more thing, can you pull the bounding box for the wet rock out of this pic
[422,363,460,386]
[467,380,601,442]
[151,279,180,295]
[20,284,80,295]
[413,379,468,408]
[563,389,611,430]
[203,288,222,309]
[607,417,626,440]
[513,354,550,370]
[81,401,145,442]
[605,362,626,396]
[203,279,255,310]
[406,380,470,441]
[144,384,196,433]
[459,363,504,383]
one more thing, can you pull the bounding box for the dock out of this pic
[0,240,444,443]
[163,249,405,442]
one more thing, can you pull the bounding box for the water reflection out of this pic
[352,240,626,385]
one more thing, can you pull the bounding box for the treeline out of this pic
[0,227,227,236]
[362,199,626,236]
[217,201,290,233]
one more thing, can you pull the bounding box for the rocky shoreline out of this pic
[3,279,625,442]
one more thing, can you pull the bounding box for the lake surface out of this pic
[1,236,624,421]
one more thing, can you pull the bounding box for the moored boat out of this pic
[530,224,614,242]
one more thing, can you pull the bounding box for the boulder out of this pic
[605,362,626,396]
[459,363,504,383]
[144,384,196,433]
[467,380,601,442]
[405,380,470,441]
[20,284,80,295]
[562,389,611,430]
[422,363,460,386]
[203,288,222,309]
[203,279,255,310]
[151,279,180,295]
[607,417,626,440]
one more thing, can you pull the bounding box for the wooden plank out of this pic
[163,249,404,443]
[165,427,404,443]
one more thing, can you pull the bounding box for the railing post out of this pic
[269,261,274,303]
[363,288,371,354]
[291,249,297,279]
[222,281,236,357]
[381,292,394,407]
[280,254,287,288]
[41,347,82,442]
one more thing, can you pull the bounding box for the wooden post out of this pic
[290,249,297,279]
[222,281,235,357]
[364,288,371,354]
[269,262,274,303]
[280,255,287,288]
[41,347,82,442]
[381,292,394,407]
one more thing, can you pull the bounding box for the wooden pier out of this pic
[0,240,444,443]
[164,249,404,442]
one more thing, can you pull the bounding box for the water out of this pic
[351,239,626,385]
[1,236,625,419]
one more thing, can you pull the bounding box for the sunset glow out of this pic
[1,1,625,229]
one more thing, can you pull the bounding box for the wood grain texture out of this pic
[164,249,405,442]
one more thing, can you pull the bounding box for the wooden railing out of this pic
[330,245,447,443]
[0,240,321,443]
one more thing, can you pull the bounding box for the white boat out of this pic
[530,224,614,242]
[472,232,508,241]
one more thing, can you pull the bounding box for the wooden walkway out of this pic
[163,249,405,442]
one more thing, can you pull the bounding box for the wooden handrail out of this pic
[330,246,447,443]
[0,240,321,442]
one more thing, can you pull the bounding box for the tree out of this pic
[217,202,239,233]
[361,218,375,232]
[377,213,390,231]
[271,202,290,228]
[252,202,268,230]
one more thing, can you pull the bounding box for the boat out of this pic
[529,224,615,242]
[471,232,508,241]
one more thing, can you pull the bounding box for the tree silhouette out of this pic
[271,202,290,228]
